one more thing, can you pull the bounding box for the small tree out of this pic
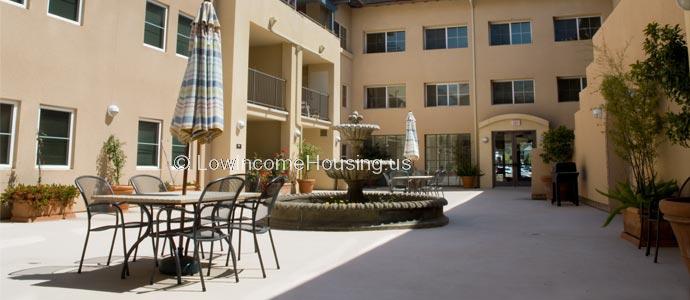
[540,126,575,164]
[299,142,320,179]
[97,135,127,185]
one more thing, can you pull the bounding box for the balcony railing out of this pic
[302,87,329,121]
[279,0,339,38]
[248,68,286,110]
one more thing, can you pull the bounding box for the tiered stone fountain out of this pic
[271,112,448,231]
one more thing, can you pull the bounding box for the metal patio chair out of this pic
[385,170,409,193]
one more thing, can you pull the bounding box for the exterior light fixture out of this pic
[236,120,246,130]
[107,104,120,117]
[335,136,342,144]
[269,17,278,30]
[294,129,302,138]
[677,0,690,10]
[592,107,604,119]
[318,45,325,54]
[481,136,489,144]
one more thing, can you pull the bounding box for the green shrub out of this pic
[1,184,80,211]
[455,163,483,177]
[598,180,677,227]
[540,126,575,164]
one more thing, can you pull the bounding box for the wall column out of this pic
[281,43,303,162]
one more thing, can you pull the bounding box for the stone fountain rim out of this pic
[275,191,448,211]
[333,123,381,129]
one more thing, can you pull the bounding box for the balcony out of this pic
[302,87,329,121]
[280,0,338,36]
[248,68,286,110]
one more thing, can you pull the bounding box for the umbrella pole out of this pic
[182,144,190,195]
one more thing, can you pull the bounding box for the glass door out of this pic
[492,131,535,186]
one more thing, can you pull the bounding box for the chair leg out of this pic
[194,241,206,292]
[170,237,182,285]
[238,208,243,260]
[645,215,652,256]
[254,232,266,278]
[107,219,118,266]
[268,229,280,270]
[120,212,129,277]
[654,210,661,263]
[78,226,91,273]
[200,243,206,259]
[207,241,214,277]
[149,235,159,285]
[134,209,144,261]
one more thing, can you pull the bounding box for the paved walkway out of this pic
[1,188,688,299]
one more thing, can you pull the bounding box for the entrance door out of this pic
[492,131,535,186]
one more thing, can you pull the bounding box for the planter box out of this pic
[621,207,677,247]
[10,200,75,223]
[171,185,199,192]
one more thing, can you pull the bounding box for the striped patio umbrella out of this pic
[404,112,420,162]
[170,0,223,194]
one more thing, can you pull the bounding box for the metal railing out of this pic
[248,68,286,110]
[279,0,340,38]
[302,87,329,121]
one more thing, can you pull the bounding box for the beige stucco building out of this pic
[1,0,688,211]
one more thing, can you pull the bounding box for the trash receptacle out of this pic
[552,162,579,206]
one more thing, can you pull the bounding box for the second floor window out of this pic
[176,14,193,56]
[48,0,82,23]
[425,26,468,50]
[366,86,406,109]
[491,80,534,105]
[366,31,405,53]
[334,22,348,50]
[490,22,531,46]
[144,1,167,50]
[37,108,73,167]
[426,83,470,107]
[554,16,602,41]
[0,102,17,166]
[557,77,587,102]
[137,120,160,167]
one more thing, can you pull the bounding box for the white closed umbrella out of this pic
[404,112,420,162]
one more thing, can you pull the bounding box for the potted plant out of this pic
[456,163,482,188]
[1,184,79,222]
[259,149,293,195]
[97,135,132,210]
[539,125,575,200]
[297,142,320,193]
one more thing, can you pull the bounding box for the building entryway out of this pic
[492,131,535,187]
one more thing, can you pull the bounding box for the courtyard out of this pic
[1,188,688,300]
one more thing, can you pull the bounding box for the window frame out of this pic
[424,25,468,50]
[369,135,405,160]
[171,135,187,166]
[491,79,535,105]
[46,0,83,26]
[0,100,18,169]
[364,30,405,54]
[556,76,587,102]
[424,133,472,176]
[425,82,470,107]
[554,16,602,41]
[341,84,348,108]
[136,119,162,169]
[364,85,406,109]
[1,0,28,9]
[143,0,168,52]
[35,106,75,169]
[175,12,194,58]
[489,21,532,46]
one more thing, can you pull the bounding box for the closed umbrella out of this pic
[170,0,224,195]
[404,111,420,162]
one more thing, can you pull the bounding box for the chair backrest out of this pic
[74,176,113,211]
[678,177,690,198]
[254,176,285,221]
[197,175,246,224]
[129,175,167,194]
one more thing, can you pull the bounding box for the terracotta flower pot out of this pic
[461,176,475,188]
[298,179,316,193]
[10,200,75,222]
[620,207,676,247]
[111,185,134,212]
[660,199,690,275]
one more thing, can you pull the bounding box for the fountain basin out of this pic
[271,192,449,231]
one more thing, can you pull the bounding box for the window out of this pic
[341,85,348,108]
[144,1,167,50]
[176,14,193,56]
[137,120,160,167]
[365,85,406,109]
[490,21,531,45]
[557,77,587,102]
[48,0,82,23]
[2,0,27,9]
[369,135,405,160]
[171,135,187,161]
[491,80,534,104]
[37,108,73,167]
[334,21,348,50]
[365,31,405,53]
[426,83,470,107]
[554,16,601,41]
[425,134,471,173]
[0,102,17,167]
[424,26,468,50]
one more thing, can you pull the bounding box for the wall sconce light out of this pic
[236,120,246,130]
[294,129,302,138]
[677,0,690,10]
[268,17,278,30]
[481,136,489,144]
[318,45,325,54]
[107,104,120,117]
[335,136,342,144]
[592,107,604,119]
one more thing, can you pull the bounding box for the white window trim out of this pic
[175,12,194,58]
[0,100,18,169]
[424,25,468,50]
[137,119,162,169]
[492,79,535,105]
[490,21,532,46]
[1,0,28,9]
[426,82,470,107]
[365,30,405,53]
[36,106,75,169]
[555,16,602,41]
[365,85,406,109]
[143,0,168,52]
[46,0,83,26]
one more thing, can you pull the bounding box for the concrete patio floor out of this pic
[1,188,688,299]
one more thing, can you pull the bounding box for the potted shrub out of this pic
[1,184,79,222]
[97,135,132,210]
[539,126,575,200]
[456,163,482,188]
[259,149,293,195]
[297,142,320,193]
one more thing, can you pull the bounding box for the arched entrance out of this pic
[478,114,549,188]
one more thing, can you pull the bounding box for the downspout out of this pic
[469,0,479,168]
